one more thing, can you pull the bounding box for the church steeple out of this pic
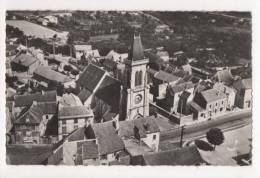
[120,34,150,120]
[128,34,145,61]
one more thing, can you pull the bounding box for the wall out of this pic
[141,132,160,152]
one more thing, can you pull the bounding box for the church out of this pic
[77,34,150,121]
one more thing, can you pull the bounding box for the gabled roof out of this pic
[59,106,93,119]
[200,88,226,103]
[12,53,38,67]
[93,121,125,155]
[119,116,160,139]
[33,67,71,83]
[14,90,57,107]
[15,102,57,124]
[102,58,117,70]
[77,64,106,92]
[168,82,194,95]
[142,146,205,165]
[154,70,180,83]
[233,78,252,90]
[77,88,92,103]
[128,35,145,61]
[94,75,121,113]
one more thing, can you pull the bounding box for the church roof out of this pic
[128,35,145,61]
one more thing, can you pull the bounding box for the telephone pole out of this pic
[179,124,185,148]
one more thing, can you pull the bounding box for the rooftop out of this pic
[128,35,145,61]
[74,44,92,51]
[33,67,71,83]
[59,106,93,119]
[14,90,57,107]
[77,64,106,92]
[201,88,227,103]
[12,53,38,67]
[119,116,160,139]
[154,70,180,83]
[142,146,205,165]
[168,82,194,95]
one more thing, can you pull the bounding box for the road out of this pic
[159,110,252,150]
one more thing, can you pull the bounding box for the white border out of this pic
[0,0,260,178]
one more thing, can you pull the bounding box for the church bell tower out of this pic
[120,34,150,120]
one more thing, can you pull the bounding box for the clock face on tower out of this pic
[135,94,142,104]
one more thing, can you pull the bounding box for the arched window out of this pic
[138,71,143,86]
[135,71,139,86]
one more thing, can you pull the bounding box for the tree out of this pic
[206,128,225,150]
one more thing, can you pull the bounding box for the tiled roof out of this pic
[33,67,71,83]
[128,35,145,61]
[168,82,194,95]
[119,116,160,139]
[14,102,57,124]
[77,88,92,103]
[201,88,226,103]
[59,106,93,119]
[102,59,117,70]
[154,70,180,83]
[142,146,205,165]
[82,141,99,159]
[6,144,53,165]
[156,51,169,57]
[77,64,106,92]
[94,75,121,113]
[93,121,125,155]
[233,78,252,90]
[14,90,57,107]
[12,53,38,67]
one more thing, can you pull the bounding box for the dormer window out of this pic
[26,118,30,123]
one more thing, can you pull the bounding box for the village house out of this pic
[31,66,74,89]
[37,17,49,26]
[233,78,252,109]
[165,81,195,114]
[11,53,42,75]
[58,105,94,140]
[119,116,160,153]
[191,88,228,121]
[141,145,206,165]
[12,90,57,118]
[105,50,128,63]
[13,101,57,144]
[155,24,171,34]
[213,82,236,110]
[74,44,92,59]
[77,63,121,122]
[151,70,181,100]
[48,121,128,165]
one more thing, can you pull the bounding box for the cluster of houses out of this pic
[6,33,252,166]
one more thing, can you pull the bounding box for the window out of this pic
[74,119,78,124]
[46,115,49,120]
[220,107,223,112]
[62,120,66,125]
[135,71,143,86]
[216,103,218,106]
[222,101,224,104]
[153,134,156,140]
[209,105,211,108]
[200,113,204,117]
[62,126,67,134]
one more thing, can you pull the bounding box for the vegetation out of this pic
[206,128,225,150]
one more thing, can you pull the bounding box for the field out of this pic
[6,20,64,39]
